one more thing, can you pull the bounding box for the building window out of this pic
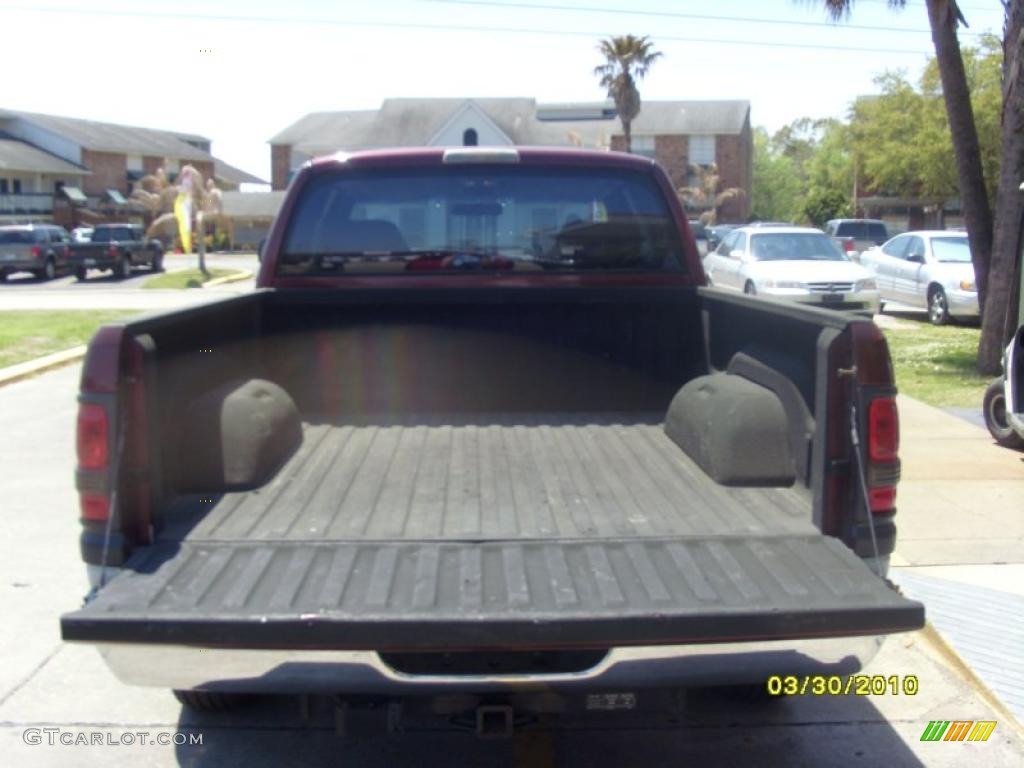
[463,128,478,146]
[0,179,7,194]
[689,135,716,167]
[631,136,656,158]
[12,179,21,194]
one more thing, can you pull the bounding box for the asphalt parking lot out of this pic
[0,252,258,310]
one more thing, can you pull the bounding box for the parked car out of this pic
[983,325,1024,450]
[71,227,94,243]
[67,223,163,280]
[825,219,889,260]
[703,226,880,314]
[688,219,708,256]
[60,147,920,719]
[706,223,736,252]
[858,230,979,325]
[0,223,72,281]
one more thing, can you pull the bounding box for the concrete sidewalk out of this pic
[893,395,1023,568]
[890,394,1024,722]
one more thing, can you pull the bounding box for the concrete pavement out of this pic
[890,394,1024,723]
[892,395,1023,568]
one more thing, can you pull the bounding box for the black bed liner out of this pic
[168,415,814,543]
[62,415,923,649]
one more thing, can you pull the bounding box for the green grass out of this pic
[882,320,990,408]
[142,268,238,289]
[0,310,140,369]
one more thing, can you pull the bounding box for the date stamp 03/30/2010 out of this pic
[766,674,920,697]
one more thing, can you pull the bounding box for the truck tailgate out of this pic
[63,416,923,648]
[63,536,922,649]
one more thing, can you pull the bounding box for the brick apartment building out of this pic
[269,98,753,222]
[0,108,265,223]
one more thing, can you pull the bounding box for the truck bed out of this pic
[63,413,922,650]
[168,414,813,544]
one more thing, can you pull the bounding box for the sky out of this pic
[0,0,1008,184]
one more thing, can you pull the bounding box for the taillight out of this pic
[80,494,110,521]
[31,245,41,258]
[842,239,855,253]
[77,403,108,470]
[108,245,118,258]
[77,404,111,523]
[64,246,71,258]
[866,396,899,513]
[869,486,897,513]
[868,397,899,462]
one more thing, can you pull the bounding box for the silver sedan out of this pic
[702,226,880,314]
[859,231,979,325]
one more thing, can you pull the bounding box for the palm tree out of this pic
[921,2,995,358]
[814,1,1004,371]
[594,35,662,153]
[978,0,1023,371]
[677,164,745,225]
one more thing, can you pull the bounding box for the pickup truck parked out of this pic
[826,219,890,261]
[61,148,922,725]
[68,223,163,280]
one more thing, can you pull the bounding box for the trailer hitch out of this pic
[476,705,516,738]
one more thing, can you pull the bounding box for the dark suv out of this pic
[0,223,72,281]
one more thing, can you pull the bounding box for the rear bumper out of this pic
[69,255,119,270]
[0,257,43,271]
[93,634,887,694]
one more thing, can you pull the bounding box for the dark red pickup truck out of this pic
[61,147,921,724]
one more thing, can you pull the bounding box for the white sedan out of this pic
[858,231,979,325]
[702,226,880,314]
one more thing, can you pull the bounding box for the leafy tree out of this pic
[751,118,852,225]
[751,127,803,222]
[771,117,825,176]
[804,119,854,208]
[848,38,1003,212]
[850,72,955,204]
[803,189,851,227]
[594,35,662,152]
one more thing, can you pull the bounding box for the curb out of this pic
[0,345,87,388]
[918,622,1024,737]
[202,269,252,288]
